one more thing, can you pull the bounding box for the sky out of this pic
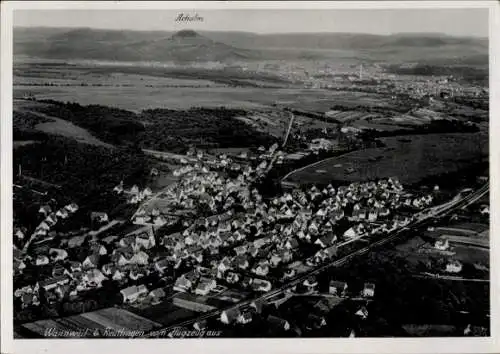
[13,8,489,37]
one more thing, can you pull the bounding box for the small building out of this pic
[149,288,166,304]
[194,278,217,296]
[220,308,241,325]
[120,285,148,303]
[329,280,348,296]
[355,306,369,320]
[363,283,375,298]
[434,238,450,251]
[303,277,318,291]
[446,260,463,273]
[252,278,272,292]
[37,275,71,291]
[82,254,100,269]
[173,275,193,293]
[237,311,253,324]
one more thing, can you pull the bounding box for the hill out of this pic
[14,28,260,62]
[13,27,488,64]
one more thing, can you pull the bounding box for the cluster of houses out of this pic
[153,171,422,306]
[113,181,153,205]
[14,140,438,328]
[30,203,79,240]
[14,214,169,310]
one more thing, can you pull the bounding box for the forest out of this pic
[32,100,277,151]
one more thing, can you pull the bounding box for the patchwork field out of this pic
[21,307,161,337]
[283,133,488,186]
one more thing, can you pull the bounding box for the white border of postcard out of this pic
[2,1,499,354]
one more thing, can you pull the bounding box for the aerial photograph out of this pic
[11,8,489,339]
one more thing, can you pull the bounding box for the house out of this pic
[136,232,155,250]
[248,245,259,257]
[101,263,115,276]
[14,229,25,241]
[90,212,109,224]
[35,255,49,266]
[130,251,149,265]
[234,230,246,242]
[90,243,108,256]
[82,254,100,269]
[56,208,69,219]
[234,255,249,270]
[368,209,378,222]
[48,248,68,262]
[45,213,58,227]
[343,227,358,239]
[480,205,490,215]
[226,272,240,284]
[194,278,217,296]
[173,275,192,292]
[355,306,369,320]
[237,311,253,324]
[84,269,107,287]
[65,203,79,213]
[252,278,272,292]
[37,222,50,232]
[267,315,290,331]
[303,277,318,291]
[270,254,282,267]
[446,260,463,273]
[234,245,248,256]
[220,308,241,325]
[253,261,270,277]
[434,238,450,251]
[120,285,148,303]
[155,259,170,273]
[314,233,337,249]
[112,269,126,281]
[285,238,300,250]
[217,257,232,274]
[68,261,82,273]
[329,280,348,296]
[37,275,70,291]
[68,235,86,249]
[193,320,207,331]
[51,265,69,277]
[149,288,166,304]
[363,283,375,298]
[14,259,26,272]
[38,205,52,216]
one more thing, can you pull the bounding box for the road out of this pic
[144,183,488,337]
[413,273,490,283]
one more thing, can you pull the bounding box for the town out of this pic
[13,132,489,337]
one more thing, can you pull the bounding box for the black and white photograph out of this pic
[1,1,498,352]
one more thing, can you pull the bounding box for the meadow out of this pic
[283,133,488,186]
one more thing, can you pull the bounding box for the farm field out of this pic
[14,61,393,112]
[14,84,396,112]
[283,133,488,186]
[128,300,198,327]
[21,307,161,337]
